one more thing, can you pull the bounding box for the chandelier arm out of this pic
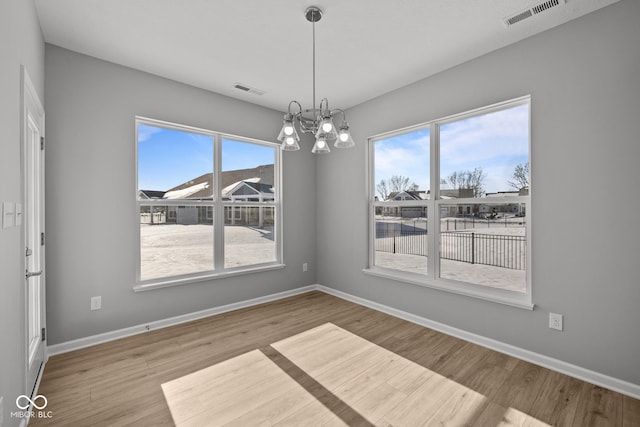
[288,100,303,116]
[330,108,346,122]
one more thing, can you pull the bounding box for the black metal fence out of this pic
[375,222,428,257]
[440,231,526,270]
[376,233,428,257]
[376,223,526,270]
[441,217,526,231]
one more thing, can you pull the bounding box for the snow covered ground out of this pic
[140,222,525,293]
[140,224,275,281]
[375,219,527,292]
[375,252,526,292]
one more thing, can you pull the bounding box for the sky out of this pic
[139,103,527,193]
[138,124,275,191]
[374,103,529,195]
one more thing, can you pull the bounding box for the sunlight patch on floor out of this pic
[161,349,346,426]
[163,323,550,426]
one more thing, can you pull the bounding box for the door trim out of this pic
[21,65,47,399]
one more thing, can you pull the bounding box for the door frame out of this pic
[21,65,47,398]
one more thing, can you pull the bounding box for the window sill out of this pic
[362,267,534,310]
[134,263,286,292]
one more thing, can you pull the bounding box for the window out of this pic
[136,118,282,289]
[368,97,531,308]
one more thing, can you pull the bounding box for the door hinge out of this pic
[40,136,45,150]
[41,327,46,342]
[41,232,45,246]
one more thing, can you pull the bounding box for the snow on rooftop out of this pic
[164,182,209,199]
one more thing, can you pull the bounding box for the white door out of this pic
[23,67,46,397]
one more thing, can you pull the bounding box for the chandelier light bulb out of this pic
[285,137,295,145]
[317,140,326,149]
[335,122,355,149]
[284,125,294,136]
[322,122,333,132]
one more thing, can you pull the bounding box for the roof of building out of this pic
[138,189,166,199]
[222,180,274,198]
[143,164,275,200]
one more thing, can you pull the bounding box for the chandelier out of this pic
[277,6,355,154]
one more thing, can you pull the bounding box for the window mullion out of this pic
[213,133,225,271]
[368,137,376,269]
[428,123,439,280]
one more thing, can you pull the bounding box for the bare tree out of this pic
[377,175,418,200]
[376,179,389,200]
[445,167,486,197]
[508,162,529,191]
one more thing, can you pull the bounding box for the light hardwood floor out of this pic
[33,291,640,426]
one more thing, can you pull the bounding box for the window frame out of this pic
[134,117,284,292]
[365,96,532,309]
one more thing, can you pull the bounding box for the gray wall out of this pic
[317,0,640,385]
[44,45,317,345]
[0,0,44,425]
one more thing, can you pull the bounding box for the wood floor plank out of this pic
[472,402,531,426]
[572,383,623,427]
[350,382,407,424]
[313,343,392,389]
[623,394,640,427]
[222,385,314,427]
[380,372,461,426]
[273,399,349,427]
[422,385,488,426]
[30,291,640,426]
[493,360,551,414]
[528,370,584,426]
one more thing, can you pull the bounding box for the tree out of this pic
[508,162,529,191]
[445,167,485,197]
[377,175,418,200]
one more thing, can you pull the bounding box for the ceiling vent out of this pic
[503,0,565,27]
[233,83,265,96]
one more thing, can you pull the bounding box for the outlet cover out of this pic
[549,312,563,331]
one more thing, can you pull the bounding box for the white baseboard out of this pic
[47,285,316,356]
[46,283,640,399]
[316,285,640,400]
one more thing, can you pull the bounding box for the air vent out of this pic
[532,0,561,15]
[503,0,564,27]
[505,10,533,26]
[233,83,265,96]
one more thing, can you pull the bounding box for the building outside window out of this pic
[136,118,281,288]
[368,97,531,308]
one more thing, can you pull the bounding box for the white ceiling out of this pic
[35,0,618,113]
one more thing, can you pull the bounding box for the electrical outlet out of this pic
[90,296,102,311]
[303,262,308,272]
[549,312,563,331]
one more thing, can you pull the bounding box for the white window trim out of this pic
[364,96,533,309]
[135,117,284,291]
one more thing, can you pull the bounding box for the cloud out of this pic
[373,104,529,193]
[440,105,528,165]
[137,124,164,142]
[374,131,431,190]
